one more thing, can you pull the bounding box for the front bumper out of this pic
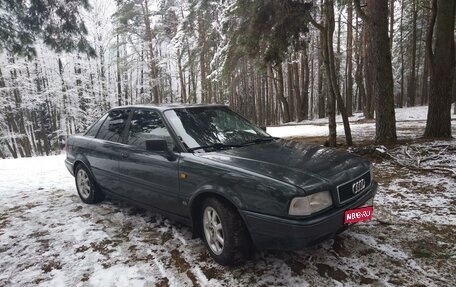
[241,181,378,250]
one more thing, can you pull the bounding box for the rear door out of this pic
[91,108,131,193]
[117,109,182,216]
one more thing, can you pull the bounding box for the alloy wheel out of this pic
[203,206,224,255]
[76,169,91,199]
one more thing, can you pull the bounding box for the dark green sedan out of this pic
[65,104,377,265]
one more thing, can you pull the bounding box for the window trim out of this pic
[95,108,132,143]
[124,108,179,151]
[84,113,108,138]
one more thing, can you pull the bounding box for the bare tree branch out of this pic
[308,13,325,31]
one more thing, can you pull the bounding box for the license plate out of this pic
[344,206,374,224]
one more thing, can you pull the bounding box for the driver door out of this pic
[117,109,182,216]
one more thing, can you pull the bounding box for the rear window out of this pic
[85,113,108,137]
[96,109,130,143]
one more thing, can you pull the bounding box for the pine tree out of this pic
[355,0,397,143]
[424,0,455,138]
[0,0,95,58]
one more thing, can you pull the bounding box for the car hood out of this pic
[195,139,370,192]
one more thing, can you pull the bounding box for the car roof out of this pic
[110,103,227,112]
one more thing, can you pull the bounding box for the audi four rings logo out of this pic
[352,179,365,194]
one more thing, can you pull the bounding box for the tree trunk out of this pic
[389,0,395,50]
[274,64,291,123]
[324,2,352,146]
[346,0,354,116]
[362,24,374,119]
[336,11,342,91]
[314,5,336,146]
[399,0,405,108]
[421,5,432,105]
[198,12,207,103]
[99,46,108,110]
[294,55,303,121]
[416,3,425,105]
[301,48,310,120]
[287,61,295,121]
[407,0,417,107]
[453,73,456,114]
[142,0,160,103]
[177,49,187,103]
[356,0,397,143]
[424,0,455,138]
[354,17,364,112]
[318,34,326,119]
[310,37,315,119]
[116,35,122,106]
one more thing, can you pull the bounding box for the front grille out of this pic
[337,171,371,204]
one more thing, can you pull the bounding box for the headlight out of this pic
[289,191,333,216]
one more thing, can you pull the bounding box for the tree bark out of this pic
[355,20,366,113]
[324,2,352,146]
[287,60,295,121]
[142,0,160,104]
[318,34,326,119]
[310,37,315,119]
[293,55,303,121]
[301,48,310,120]
[346,0,354,116]
[362,24,374,119]
[407,0,418,107]
[177,48,187,103]
[389,0,395,50]
[422,3,432,106]
[311,1,353,146]
[116,35,122,106]
[274,64,291,123]
[355,0,397,143]
[399,0,405,108]
[424,0,455,138]
[197,12,207,103]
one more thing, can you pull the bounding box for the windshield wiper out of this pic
[188,143,243,152]
[241,137,278,146]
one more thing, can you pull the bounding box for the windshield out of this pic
[164,106,272,151]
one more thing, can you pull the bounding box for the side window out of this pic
[85,113,108,137]
[127,110,174,150]
[96,109,130,143]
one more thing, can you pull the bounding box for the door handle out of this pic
[121,152,129,158]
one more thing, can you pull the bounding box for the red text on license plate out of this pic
[344,206,374,224]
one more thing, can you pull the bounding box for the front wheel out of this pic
[75,164,105,204]
[201,198,252,265]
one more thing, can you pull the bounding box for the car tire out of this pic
[201,197,252,265]
[75,164,105,204]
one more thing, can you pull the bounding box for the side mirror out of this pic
[145,139,176,161]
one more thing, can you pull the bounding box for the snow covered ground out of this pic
[0,106,455,286]
[267,105,456,139]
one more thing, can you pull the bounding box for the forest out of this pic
[0,0,455,158]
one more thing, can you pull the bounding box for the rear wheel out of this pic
[201,198,252,265]
[75,164,105,204]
